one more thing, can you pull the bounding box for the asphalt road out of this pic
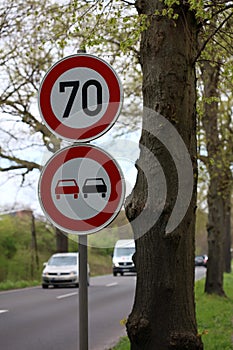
[0,268,206,350]
[195,266,207,281]
[0,274,136,350]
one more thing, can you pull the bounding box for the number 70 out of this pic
[59,79,103,118]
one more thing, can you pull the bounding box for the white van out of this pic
[112,239,136,276]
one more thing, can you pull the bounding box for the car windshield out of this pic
[57,180,76,187]
[85,179,104,185]
[115,248,135,257]
[48,256,77,266]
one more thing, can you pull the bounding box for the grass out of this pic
[0,280,40,291]
[195,272,233,350]
[111,270,233,350]
[110,337,129,350]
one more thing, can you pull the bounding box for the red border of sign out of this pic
[38,145,125,234]
[38,54,123,142]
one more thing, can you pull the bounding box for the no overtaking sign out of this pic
[38,144,125,235]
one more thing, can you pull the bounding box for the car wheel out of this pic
[74,193,78,199]
[84,193,87,198]
[113,272,117,276]
[102,193,106,198]
[42,284,48,289]
[120,272,124,276]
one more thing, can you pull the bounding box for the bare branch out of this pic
[195,11,233,62]
[121,0,135,5]
[198,154,209,165]
[0,150,41,172]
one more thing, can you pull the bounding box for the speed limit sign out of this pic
[38,54,123,142]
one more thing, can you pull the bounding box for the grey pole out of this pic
[79,235,88,350]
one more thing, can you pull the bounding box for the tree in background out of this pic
[198,12,233,294]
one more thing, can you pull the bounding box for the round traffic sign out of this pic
[38,54,123,142]
[38,144,125,234]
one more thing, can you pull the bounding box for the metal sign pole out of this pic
[78,235,88,350]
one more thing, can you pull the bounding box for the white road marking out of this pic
[0,310,9,314]
[106,282,118,287]
[56,292,78,299]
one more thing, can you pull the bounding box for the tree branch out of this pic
[198,154,209,165]
[0,151,41,172]
[195,11,233,62]
[209,4,233,20]
[121,0,135,5]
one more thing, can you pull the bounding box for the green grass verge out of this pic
[195,272,233,350]
[0,280,40,291]
[110,337,129,350]
[112,271,233,350]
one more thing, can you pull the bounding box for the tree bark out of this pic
[31,212,39,278]
[201,60,227,295]
[56,227,68,252]
[125,1,203,349]
[223,186,231,273]
[204,174,225,295]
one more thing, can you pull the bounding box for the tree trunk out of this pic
[223,188,231,273]
[204,175,225,295]
[31,212,39,278]
[222,167,232,273]
[201,60,226,295]
[125,1,203,349]
[56,227,68,252]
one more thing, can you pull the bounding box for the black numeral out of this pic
[59,81,80,118]
[82,80,102,116]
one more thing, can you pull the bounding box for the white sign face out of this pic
[38,54,123,142]
[38,144,125,235]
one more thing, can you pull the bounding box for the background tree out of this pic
[197,12,233,294]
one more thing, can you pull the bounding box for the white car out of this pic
[42,252,90,288]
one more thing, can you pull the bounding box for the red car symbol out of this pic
[55,179,79,200]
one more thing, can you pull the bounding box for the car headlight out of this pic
[70,271,77,276]
[114,263,119,267]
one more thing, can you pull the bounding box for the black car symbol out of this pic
[82,178,107,198]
